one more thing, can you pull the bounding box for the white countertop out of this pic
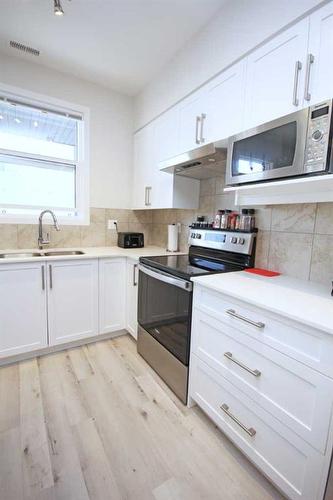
[192,271,333,335]
[0,246,185,264]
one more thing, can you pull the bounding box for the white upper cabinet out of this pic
[178,88,209,153]
[47,259,99,345]
[244,19,309,130]
[307,2,333,105]
[154,108,200,209]
[0,262,48,358]
[205,60,246,142]
[155,107,180,162]
[132,109,200,210]
[132,124,155,209]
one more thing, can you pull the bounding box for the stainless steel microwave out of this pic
[226,100,333,186]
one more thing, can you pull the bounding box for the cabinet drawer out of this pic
[189,355,325,500]
[194,285,333,378]
[191,309,333,453]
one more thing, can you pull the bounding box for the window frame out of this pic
[0,83,90,225]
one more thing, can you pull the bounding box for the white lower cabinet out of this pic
[126,259,139,339]
[190,356,325,500]
[48,259,99,345]
[99,258,126,334]
[0,262,48,358]
[189,285,333,500]
[0,256,132,360]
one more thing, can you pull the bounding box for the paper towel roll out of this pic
[167,224,179,252]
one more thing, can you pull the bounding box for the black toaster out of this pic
[117,232,144,248]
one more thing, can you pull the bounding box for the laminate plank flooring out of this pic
[0,335,284,500]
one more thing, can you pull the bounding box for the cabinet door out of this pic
[0,262,47,357]
[244,19,309,129]
[155,107,180,162]
[132,125,154,209]
[307,3,333,105]
[206,60,246,141]
[48,259,98,345]
[153,111,175,208]
[178,88,208,153]
[99,258,126,334]
[126,259,138,339]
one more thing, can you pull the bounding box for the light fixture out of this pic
[54,0,64,16]
[0,115,3,120]
[33,121,38,127]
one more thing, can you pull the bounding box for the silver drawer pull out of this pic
[224,352,261,377]
[226,309,265,329]
[220,403,256,437]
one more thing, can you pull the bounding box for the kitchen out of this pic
[0,1,333,499]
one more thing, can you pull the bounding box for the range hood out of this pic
[159,142,227,180]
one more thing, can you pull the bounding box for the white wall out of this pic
[134,0,325,129]
[0,51,133,209]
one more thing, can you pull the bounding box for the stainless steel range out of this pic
[137,228,257,404]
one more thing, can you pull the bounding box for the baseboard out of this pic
[0,329,128,367]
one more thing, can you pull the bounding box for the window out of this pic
[0,85,89,224]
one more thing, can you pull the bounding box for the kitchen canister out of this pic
[167,224,179,252]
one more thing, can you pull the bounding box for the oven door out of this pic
[137,264,192,366]
[226,107,309,185]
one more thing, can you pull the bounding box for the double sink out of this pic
[0,250,85,259]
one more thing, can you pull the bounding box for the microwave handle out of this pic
[292,60,302,107]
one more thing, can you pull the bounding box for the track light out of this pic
[54,0,64,16]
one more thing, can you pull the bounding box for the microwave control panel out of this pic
[304,100,332,173]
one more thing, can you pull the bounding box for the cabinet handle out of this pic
[220,403,256,437]
[133,263,138,286]
[304,53,315,101]
[41,265,45,291]
[226,309,265,329]
[146,186,152,206]
[224,352,261,377]
[195,115,201,144]
[200,113,206,143]
[144,186,148,206]
[292,60,302,106]
[49,265,53,289]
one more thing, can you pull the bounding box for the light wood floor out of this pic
[0,335,283,500]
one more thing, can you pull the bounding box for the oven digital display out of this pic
[311,106,329,119]
[204,233,226,243]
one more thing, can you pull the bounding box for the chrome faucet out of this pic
[38,210,60,249]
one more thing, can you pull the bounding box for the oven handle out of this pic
[138,264,193,292]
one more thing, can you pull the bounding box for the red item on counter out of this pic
[245,268,281,277]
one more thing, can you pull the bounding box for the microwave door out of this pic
[226,108,309,185]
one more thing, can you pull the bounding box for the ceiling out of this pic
[0,0,226,96]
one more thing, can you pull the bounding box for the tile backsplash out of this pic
[1,179,333,286]
[150,175,333,287]
[0,208,153,250]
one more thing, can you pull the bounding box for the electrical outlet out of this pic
[107,219,118,230]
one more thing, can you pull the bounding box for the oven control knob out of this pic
[312,129,323,141]
[196,234,201,239]
[231,237,237,243]
[238,237,245,245]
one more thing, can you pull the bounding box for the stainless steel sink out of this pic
[43,250,85,256]
[0,252,43,258]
